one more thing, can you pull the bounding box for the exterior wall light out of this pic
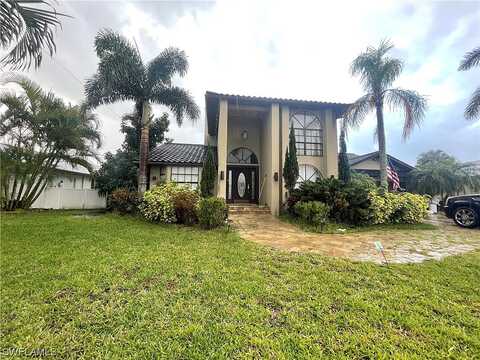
[274,172,279,181]
[241,130,248,140]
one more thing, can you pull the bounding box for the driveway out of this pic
[229,212,480,264]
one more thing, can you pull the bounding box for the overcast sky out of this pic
[3,0,479,164]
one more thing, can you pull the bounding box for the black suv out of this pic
[444,194,480,228]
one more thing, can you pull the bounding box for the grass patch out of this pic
[279,213,437,234]
[1,212,479,358]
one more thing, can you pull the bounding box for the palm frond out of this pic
[458,46,480,71]
[85,29,145,107]
[147,47,188,88]
[384,88,428,139]
[0,73,44,112]
[342,93,375,129]
[351,39,396,92]
[1,0,70,70]
[464,86,480,120]
[150,86,199,126]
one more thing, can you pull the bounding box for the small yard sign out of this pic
[374,241,389,266]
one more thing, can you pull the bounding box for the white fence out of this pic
[31,188,106,209]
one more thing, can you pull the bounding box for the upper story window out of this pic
[290,111,323,156]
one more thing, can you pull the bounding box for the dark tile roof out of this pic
[149,143,214,166]
[348,151,414,170]
[206,91,351,108]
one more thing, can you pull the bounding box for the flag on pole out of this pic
[387,163,400,190]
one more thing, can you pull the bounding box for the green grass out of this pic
[279,213,438,234]
[1,212,479,359]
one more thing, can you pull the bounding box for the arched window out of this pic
[290,111,323,156]
[295,164,321,188]
[228,147,258,164]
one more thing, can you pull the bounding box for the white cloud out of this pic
[3,0,478,162]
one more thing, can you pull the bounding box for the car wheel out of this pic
[453,207,478,228]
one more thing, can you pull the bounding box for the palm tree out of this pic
[343,40,427,191]
[0,75,101,210]
[85,29,199,193]
[458,46,480,120]
[0,0,69,69]
[409,150,480,201]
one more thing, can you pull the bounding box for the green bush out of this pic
[139,182,200,224]
[139,182,178,223]
[391,192,430,224]
[368,191,429,224]
[290,177,371,225]
[172,187,200,225]
[196,197,226,229]
[294,201,330,231]
[108,188,139,214]
[350,172,377,191]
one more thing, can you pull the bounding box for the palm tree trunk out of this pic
[375,100,388,193]
[138,101,151,194]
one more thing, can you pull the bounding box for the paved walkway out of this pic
[229,213,480,264]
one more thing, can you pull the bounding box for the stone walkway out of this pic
[229,212,480,264]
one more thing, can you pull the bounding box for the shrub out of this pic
[294,201,330,231]
[291,177,371,225]
[368,191,396,224]
[171,187,200,225]
[139,182,200,224]
[350,172,377,191]
[108,188,139,214]
[391,192,429,224]
[139,183,178,223]
[368,191,429,224]
[196,197,226,229]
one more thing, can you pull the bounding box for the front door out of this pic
[227,166,258,203]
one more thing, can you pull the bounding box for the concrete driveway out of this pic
[229,212,480,264]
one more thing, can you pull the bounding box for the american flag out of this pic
[387,164,400,191]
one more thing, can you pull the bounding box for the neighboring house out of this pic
[148,91,349,215]
[31,162,106,209]
[347,151,414,189]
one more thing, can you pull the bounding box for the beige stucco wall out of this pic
[226,113,262,160]
[149,165,169,187]
[216,99,228,198]
[351,159,380,171]
[324,109,338,177]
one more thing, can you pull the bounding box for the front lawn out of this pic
[1,212,479,358]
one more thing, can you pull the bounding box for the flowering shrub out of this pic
[196,197,226,229]
[108,188,139,214]
[368,191,429,224]
[390,192,430,224]
[139,182,200,224]
[294,201,330,231]
[139,183,178,223]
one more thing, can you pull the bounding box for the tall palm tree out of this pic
[458,46,480,120]
[0,0,69,69]
[85,29,199,193]
[343,40,427,191]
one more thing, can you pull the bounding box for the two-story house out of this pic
[148,91,349,215]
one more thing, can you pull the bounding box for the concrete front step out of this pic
[228,204,270,214]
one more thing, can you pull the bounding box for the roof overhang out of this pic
[205,91,351,136]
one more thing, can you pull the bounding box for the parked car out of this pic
[444,194,480,228]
